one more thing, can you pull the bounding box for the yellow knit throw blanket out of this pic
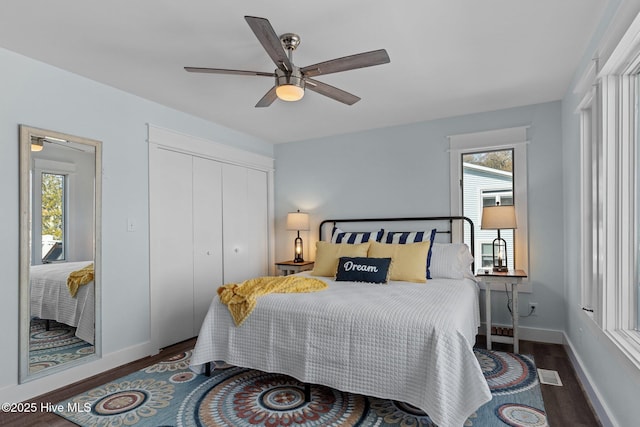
[67,263,94,297]
[218,275,328,326]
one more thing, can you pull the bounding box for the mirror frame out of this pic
[19,124,102,383]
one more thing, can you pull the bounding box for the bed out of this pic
[189,216,491,427]
[30,261,95,345]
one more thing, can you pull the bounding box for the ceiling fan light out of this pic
[31,137,44,152]
[276,84,305,101]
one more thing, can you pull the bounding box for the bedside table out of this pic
[275,260,314,276]
[476,269,527,353]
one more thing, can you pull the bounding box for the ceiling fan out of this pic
[185,16,390,107]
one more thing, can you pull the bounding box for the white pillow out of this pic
[429,243,474,279]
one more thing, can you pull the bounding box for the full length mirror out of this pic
[19,125,101,382]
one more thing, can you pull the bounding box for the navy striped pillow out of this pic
[331,227,383,244]
[380,229,438,279]
[381,230,429,244]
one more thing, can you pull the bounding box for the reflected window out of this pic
[41,172,65,262]
[481,243,493,268]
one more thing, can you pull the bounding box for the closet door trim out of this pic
[147,124,274,172]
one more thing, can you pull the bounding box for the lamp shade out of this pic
[481,205,517,230]
[286,211,309,231]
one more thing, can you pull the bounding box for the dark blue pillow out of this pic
[335,257,392,284]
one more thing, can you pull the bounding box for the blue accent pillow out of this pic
[335,257,392,284]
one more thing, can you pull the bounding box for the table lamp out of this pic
[286,210,310,263]
[481,203,517,272]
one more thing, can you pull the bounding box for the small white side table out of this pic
[476,269,527,353]
[275,260,315,276]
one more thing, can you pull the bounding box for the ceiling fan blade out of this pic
[255,86,278,108]
[305,78,360,105]
[244,16,293,72]
[184,67,275,77]
[301,49,390,78]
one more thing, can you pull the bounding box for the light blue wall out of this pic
[0,47,272,398]
[274,101,564,331]
[561,0,640,426]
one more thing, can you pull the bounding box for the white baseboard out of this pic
[479,322,565,344]
[0,340,153,404]
[563,333,615,427]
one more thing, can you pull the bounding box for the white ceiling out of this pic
[1,1,606,144]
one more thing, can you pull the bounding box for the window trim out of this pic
[589,10,640,369]
[449,126,530,292]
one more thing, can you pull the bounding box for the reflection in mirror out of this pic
[19,125,101,382]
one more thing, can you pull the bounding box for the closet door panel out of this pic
[221,163,249,284]
[192,157,223,333]
[245,169,269,279]
[149,147,194,348]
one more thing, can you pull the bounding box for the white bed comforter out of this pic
[30,261,95,345]
[190,273,491,427]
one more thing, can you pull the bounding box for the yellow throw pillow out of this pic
[310,241,370,277]
[367,241,431,283]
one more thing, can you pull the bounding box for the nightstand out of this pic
[476,269,527,353]
[275,260,314,276]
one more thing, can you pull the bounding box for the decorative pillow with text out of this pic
[335,257,392,284]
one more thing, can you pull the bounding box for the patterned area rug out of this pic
[55,348,547,427]
[29,319,94,373]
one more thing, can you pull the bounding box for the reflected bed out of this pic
[30,261,95,344]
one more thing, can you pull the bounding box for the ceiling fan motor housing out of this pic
[276,67,304,88]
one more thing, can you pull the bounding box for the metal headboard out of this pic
[319,216,475,271]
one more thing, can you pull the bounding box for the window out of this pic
[449,127,529,291]
[462,150,515,272]
[637,82,640,332]
[577,63,600,321]
[580,11,640,368]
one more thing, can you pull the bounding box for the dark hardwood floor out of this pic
[1,337,601,426]
[479,337,602,427]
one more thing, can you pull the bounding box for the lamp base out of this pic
[293,256,305,263]
[493,266,508,273]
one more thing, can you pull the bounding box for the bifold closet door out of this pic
[192,157,223,332]
[222,163,269,284]
[149,146,194,349]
